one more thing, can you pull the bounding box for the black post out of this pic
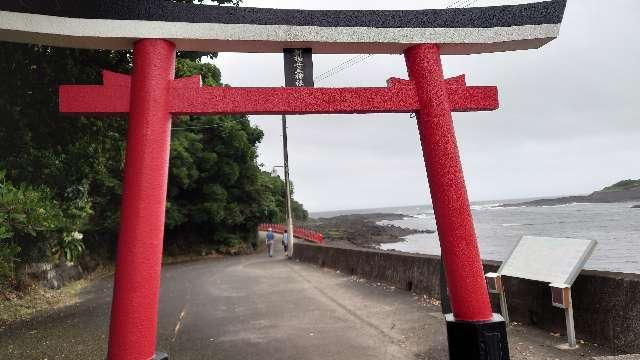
[445,314,510,359]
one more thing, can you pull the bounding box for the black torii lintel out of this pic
[0,0,567,54]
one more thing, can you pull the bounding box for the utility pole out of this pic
[282,47,312,257]
[281,114,294,257]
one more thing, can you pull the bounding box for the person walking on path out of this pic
[266,228,275,257]
[282,229,289,256]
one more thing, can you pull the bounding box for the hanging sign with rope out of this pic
[284,48,314,87]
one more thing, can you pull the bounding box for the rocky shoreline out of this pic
[303,213,434,248]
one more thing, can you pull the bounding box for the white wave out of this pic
[471,203,502,210]
[538,202,581,208]
[410,213,434,219]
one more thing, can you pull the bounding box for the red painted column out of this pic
[404,44,493,322]
[108,39,176,360]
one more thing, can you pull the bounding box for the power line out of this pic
[446,0,479,8]
[314,54,374,83]
[314,54,369,80]
[459,0,480,8]
[314,0,481,84]
[314,54,370,82]
[447,0,469,8]
[315,55,373,82]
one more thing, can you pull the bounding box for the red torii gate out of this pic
[1,0,567,359]
[61,39,497,359]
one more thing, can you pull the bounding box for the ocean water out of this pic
[314,201,640,274]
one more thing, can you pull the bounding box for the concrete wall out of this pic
[293,243,640,354]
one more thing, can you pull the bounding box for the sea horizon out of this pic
[311,200,640,274]
[309,194,578,218]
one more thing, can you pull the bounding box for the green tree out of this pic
[165,58,309,253]
[0,0,310,268]
[0,43,131,261]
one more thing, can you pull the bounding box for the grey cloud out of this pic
[213,0,640,211]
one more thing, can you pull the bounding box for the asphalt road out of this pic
[0,237,616,359]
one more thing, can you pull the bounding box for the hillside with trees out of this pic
[0,0,306,290]
[502,179,640,207]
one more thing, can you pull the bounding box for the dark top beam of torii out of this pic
[0,0,566,54]
[0,2,567,360]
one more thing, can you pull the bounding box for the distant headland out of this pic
[502,179,640,207]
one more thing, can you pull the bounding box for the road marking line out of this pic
[172,305,188,342]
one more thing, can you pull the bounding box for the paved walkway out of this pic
[0,238,618,359]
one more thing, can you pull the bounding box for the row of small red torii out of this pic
[258,223,325,244]
[60,39,498,360]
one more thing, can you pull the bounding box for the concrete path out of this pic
[0,239,617,359]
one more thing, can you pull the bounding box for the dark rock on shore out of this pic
[501,179,640,207]
[303,213,434,248]
[632,204,640,209]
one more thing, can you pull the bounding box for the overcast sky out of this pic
[209,0,640,212]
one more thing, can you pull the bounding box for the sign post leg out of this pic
[404,43,509,359]
[107,39,176,360]
[565,288,577,349]
[565,306,577,348]
[500,291,510,326]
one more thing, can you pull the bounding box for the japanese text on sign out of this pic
[283,48,314,87]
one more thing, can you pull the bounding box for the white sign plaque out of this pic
[498,236,597,285]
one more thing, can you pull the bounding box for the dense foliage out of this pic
[0,0,308,287]
[164,59,308,254]
[601,179,640,192]
[0,172,59,284]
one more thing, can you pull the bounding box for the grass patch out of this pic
[0,279,86,326]
[0,265,112,327]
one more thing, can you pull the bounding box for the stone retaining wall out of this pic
[24,262,85,289]
[293,242,640,354]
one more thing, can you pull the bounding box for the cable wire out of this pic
[314,54,369,80]
[314,54,374,83]
[447,0,469,8]
[447,0,479,8]
[313,0,480,84]
[459,0,480,8]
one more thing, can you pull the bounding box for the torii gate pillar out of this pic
[405,44,493,321]
[107,39,175,360]
[406,44,508,359]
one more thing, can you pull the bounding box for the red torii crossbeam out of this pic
[61,72,497,115]
[60,39,499,360]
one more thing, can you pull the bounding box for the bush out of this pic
[0,171,64,286]
[0,241,19,286]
